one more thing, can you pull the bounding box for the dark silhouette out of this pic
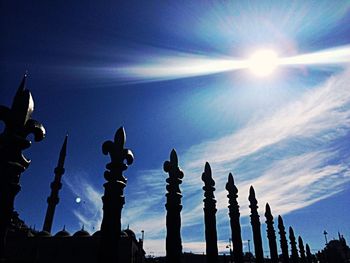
[43,135,68,233]
[305,244,313,263]
[298,236,306,263]
[0,75,45,259]
[265,203,278,263]
[226,173,243,263]
[99,127,134,263]
[202,162,218,263]
[278,215,289,263]
[248,186,264,263]
[164,149,183,263]
[289,227,299,263]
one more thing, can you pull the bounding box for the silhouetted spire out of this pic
[265,203,278,263]
[164,149,184,263]
[278,215,289,263]
[99,127,134,263]
[248,186,264,263]
[226,173,243,263]
[202,162,218,263]
[289,227,299,263]
[0,75,45,259]
[43,135,68,233]
[298,236,306,263]
[305,244,313,263]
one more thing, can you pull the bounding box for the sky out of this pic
[1,0,350,257]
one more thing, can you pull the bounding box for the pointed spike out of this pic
[204,162,211,175]
[115,126,126,147]
[249,185,255,197]
[63,225,66,231]
[17,73,27,94]
[278,215,283,225]
[265,203,271,214]
[289,226,294,235]
[60,134,68,156]
[170,149,178,165]
[228,173,234,184]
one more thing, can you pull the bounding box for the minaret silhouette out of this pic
[43,135,67,233]
[248,186,264,263]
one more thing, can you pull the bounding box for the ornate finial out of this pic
[201,162,218,263]
[164,148,183,263]
[289,227,299,263]
[265,203,278,263]
[277,215,289,263]
[248,185,264,263]
[99,127,134,263]
[226,173,243,263]
[305,244,313,263]
[0,75,45,258]
[102,126,134,183]
[298,236,306,262]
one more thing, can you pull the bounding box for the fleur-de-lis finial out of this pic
[102,127,134,182]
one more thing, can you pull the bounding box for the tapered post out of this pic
[289,227,299,263]
[305,244,313,263]
[278,215,289,263]
[298,236,306,263]
[99,127,134,263]
[0,75,45,259]
[43,135,68,233]
[248,186,264,263]
[226,173,243,263]
[202,162,218,263]
[164,149,183,263]
[265,203,278,263]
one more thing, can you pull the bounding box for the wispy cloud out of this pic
[67,67,350,255]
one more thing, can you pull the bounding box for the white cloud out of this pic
[67,67,350,256]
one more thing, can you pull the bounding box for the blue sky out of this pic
[1,0,350,257]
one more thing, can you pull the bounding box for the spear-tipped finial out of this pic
[57,134,68,168]
[249,185,256,200]
[277,215,289,263]
[164,148,184,263]
[298,236,306,262]
[289,227,299,263]
[226,172,243,263]
[248,185,263,263]
[306,244,313,262]
[201,162,218,263]
[265,203,278,263]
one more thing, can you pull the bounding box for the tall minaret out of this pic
[43,135,68,233]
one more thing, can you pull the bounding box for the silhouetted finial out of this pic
[298,236,306,262]
[249,186,256,201]
[164,148,183,263]
[226,172,243,263]
[277,215,289,263]
[265,203,278,263]
[289,227,299,262]
[57,134,68,167]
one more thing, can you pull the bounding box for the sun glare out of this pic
[247,49,279,77]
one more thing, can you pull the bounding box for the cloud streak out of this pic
[67,67,350,255]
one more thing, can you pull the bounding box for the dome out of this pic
[55,229,71,237]
[36,230,51,237]
[123,229,136,239]
[120,230,128,237]
[73,229,90,237]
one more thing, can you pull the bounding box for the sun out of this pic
[247,49,279,77]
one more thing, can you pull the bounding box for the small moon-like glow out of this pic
[247,49,279,77]
[75,197,81,204]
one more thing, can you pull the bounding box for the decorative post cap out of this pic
[278,215,283,225]
[102,127,134,181]
[265,203,272,218]
[163,149,184,180]
[226,173,238,193]
[248,185,256,202]
[202,162,215,186]
[289,227,295,235]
